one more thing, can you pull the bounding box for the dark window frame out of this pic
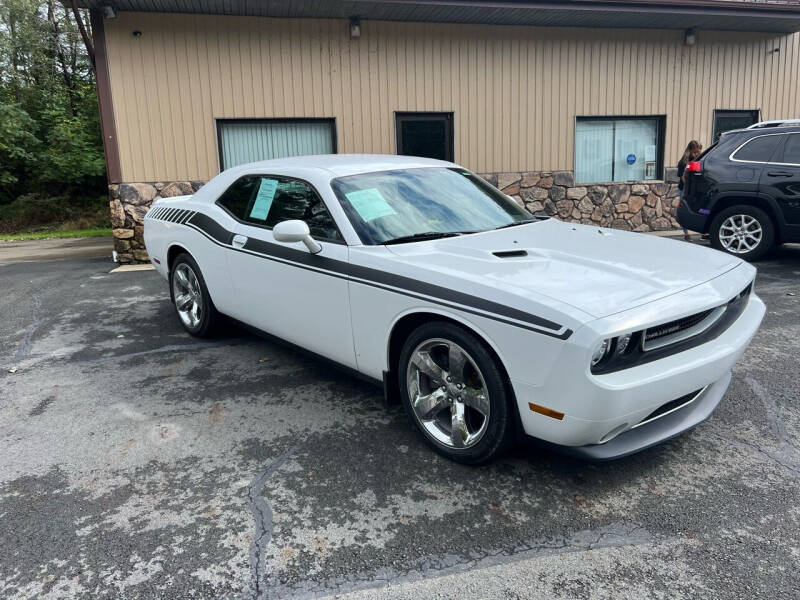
[395,112,455,162]
[712,109,761,142]
[215,117,338,172]
[215,173,345,244]
[728,133,785,166]
[574,114,667,183]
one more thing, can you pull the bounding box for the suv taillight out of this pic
[686,161,702,173]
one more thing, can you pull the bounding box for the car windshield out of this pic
[330,167,533,245]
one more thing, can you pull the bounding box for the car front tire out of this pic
[170,253,219,337]
[709,205,774,261]
[398,321,515,464]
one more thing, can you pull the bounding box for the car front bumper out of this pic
[508,270,765,458]
[531,371,730,460]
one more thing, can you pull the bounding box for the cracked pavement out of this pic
[1,243,799,599]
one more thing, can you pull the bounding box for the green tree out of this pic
[0,0,105,205]
[0,103,41,201]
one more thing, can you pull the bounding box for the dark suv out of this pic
[678,125,800,260]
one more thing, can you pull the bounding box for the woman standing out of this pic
[678,140,703,242]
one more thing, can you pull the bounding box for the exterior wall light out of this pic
[102,5,116,19]
[350,17,361,38]
[684,28,697,46]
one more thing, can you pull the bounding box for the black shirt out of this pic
[677,159,687,191]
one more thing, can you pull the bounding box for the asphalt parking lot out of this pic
[1,240,799,599]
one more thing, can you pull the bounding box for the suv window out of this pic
[731,135,783,163]
[781,134,800,166]
[217,175,342,242]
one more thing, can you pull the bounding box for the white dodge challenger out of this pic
[143,155,765,464]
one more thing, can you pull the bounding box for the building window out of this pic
[395,112,454,162]
[713,109,760,142]
[217,118,336,171]
[574,116,665,184]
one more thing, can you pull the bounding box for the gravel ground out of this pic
[1,242,799,599]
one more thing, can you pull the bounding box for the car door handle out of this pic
[767,171,793,177]
[231,234,248,248]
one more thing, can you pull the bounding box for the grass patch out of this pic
[0,227,112,241]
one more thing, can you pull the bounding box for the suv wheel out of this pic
[398,321,515,464]
[709,205,774,261]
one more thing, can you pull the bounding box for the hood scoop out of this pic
[492,249,528,258]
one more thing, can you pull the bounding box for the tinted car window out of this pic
[217,175,341,242]
[217,176,260,220]
[781,134,800,165]
[732,135,783,163]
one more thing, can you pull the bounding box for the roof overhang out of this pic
[79,0,800,33]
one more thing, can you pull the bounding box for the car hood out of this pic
[384,219,743,319]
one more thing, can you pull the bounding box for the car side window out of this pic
[731,135,783,163]
[216,176,261,220]
[780,134,800,166]
[220,175,342,242]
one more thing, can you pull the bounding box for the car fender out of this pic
[385,306,512,375]
[710,191,787,233]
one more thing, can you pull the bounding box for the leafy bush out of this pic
[0,193,109,233]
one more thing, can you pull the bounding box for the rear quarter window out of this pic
[731,135,783,163]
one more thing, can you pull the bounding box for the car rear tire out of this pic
[398,321,515,464]
[709,205,774,261]
[170,253,219,337]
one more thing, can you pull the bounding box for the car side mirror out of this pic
[273,219,322,254]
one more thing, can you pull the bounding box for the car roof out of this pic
[190,154,460,206]
[721,125,800,138]
[227,154,457,178]
[747,119,800,129]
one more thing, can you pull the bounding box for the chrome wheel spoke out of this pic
[411,351,445,382]
[450,402,469,448]
[175,293,193,311]
[461,386,490,417]
[447,344,468,383]
[413,388,449,421]
[175,268,190,289]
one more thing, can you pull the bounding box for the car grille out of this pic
[644,310,715,344]
[642,283,751,352]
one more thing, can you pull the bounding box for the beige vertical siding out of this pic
[104,13,800,183]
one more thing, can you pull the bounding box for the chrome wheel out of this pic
[718,214,763,254]
[172,263,203,329]
[406,338,490,449]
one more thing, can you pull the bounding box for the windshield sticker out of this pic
[345,188,396,222]
[250,178,278,220]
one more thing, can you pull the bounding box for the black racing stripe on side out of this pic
[242,227,563,333]
[149,207,161,220]
[171,209,186,223]
[186,212,571,339]
[162,207,177,222]
[348,277,573,339]
[243,236,350,273]
[187,211,234,245]
[180,210,195,224]
[347,263,563,332]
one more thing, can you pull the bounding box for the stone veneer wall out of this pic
[109,181,205,263]
[477,170,681,233]
[109,169,681,263]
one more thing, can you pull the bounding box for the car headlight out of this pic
[591,338,612,366]
[616,333,633,354]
